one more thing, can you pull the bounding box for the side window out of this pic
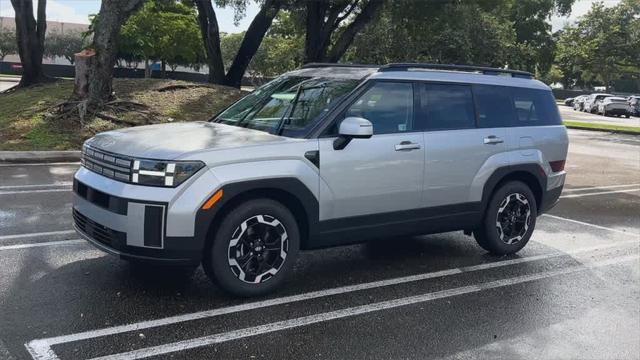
[344,82,414,135]
[473,85,516,128]
[420,83,475,131]
[512,88,562,126]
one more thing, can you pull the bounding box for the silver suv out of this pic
[73,63,568,296]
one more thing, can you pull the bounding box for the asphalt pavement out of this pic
[0,129,638,360]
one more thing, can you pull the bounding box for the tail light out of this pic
[549,160,566,172]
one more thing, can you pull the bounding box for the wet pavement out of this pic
[0,129,638,359]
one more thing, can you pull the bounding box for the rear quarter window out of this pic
[511,88,562,126]
[474,85,561,128]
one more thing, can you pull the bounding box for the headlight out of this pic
[132,159,205,187]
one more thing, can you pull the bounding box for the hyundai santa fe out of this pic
[73,63,568,296]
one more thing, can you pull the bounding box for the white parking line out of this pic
[542,214,635,236]
[0,230,77,241]
[0,240,85,251]
[24,239,639,360]
[0,182,73,190]
[0,188,71,195]
[91,254,640,360]
[560,188,640,199]
[563,183,640,192]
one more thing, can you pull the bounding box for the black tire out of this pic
[474,181,537,255]
[203,198,299,297]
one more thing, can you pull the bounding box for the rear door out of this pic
[421,83,509,208]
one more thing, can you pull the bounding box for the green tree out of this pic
[45,30,87,64]
[119,0,203,77]
[0,28,17,61]
[555,0,640,90]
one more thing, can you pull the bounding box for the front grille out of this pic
[73,209,126,247]
[81,145,132,182]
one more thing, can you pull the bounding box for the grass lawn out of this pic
[563,120,640,134]
[0,79,244,151]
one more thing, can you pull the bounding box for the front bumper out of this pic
[72,166,221,265]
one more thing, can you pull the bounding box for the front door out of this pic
[318,81,425,221]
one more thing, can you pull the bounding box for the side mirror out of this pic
[334,117,373,150]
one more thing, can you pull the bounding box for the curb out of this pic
[565,125,640,136]
[0,151,81,164]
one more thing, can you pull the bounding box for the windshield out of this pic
[214,76,360,136]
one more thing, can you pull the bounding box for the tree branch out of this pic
[326,0,383,63]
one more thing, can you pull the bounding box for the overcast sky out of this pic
[0,0,622,33]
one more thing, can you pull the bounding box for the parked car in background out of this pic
[628,96,640,116]
[584,93,614,113]
[564,97,575,107]
[597,97,632,117]
[573,95,588,111]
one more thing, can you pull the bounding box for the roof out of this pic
[287,63,549,91]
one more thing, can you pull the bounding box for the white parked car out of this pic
[583,93,614,113]
[597,97,632,118]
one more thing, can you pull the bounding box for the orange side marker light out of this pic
[202,189,223,210]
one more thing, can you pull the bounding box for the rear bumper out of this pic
[604,107,630,115]
[539,185,563,214]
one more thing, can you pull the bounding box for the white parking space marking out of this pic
[0,162,80,167]
[0,240,85,251]
[24,238,639,360]
[0,182,73,190]
[0,189,71,195]
[89,255,640,360]
[563,183,640,192]
[560,188,640,199]
[542,214,635,236]
[0,230,77,241]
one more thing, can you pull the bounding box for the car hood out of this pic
[85,122,290,159]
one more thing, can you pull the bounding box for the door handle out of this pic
[484,135,504,145]
[395,141,421,151]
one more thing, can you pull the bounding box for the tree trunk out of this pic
[86,0,143,105]
[161,60,166,78]
[326,0,383,63]
[74,49,94,98]
[194,0,225,84]
[10,0,48,86]
[224,0,282,88]
[144,58,150,78]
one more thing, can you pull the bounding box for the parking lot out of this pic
[558,104,640,127]
[0,128,638,360]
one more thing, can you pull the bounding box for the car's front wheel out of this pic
[474,181,537,255]
[203,198,299,297]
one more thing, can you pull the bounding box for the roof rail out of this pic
[378,63,534,79]
[301,62,379,69]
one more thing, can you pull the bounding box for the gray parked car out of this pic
[628,96,640,116]
[73,63,568,296]
[598,96,632,117]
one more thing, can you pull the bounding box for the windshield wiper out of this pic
[274,83,327,135]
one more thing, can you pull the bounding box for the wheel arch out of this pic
[481,164,546,213]
[195,178,319,254]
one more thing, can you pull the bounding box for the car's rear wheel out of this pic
[474,181,537,255]
[203,198,299,297]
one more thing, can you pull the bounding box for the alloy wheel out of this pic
[227,215,288,284]
[495,193,531,245]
